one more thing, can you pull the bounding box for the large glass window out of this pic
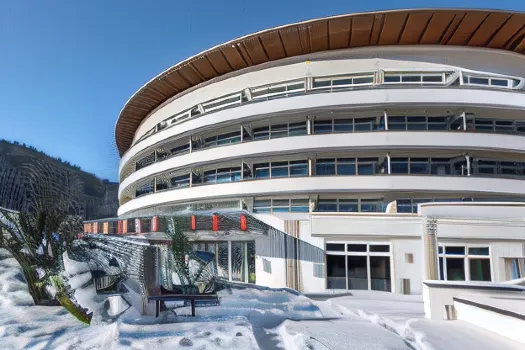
[253,198,309,213]
[203,167,241,184]
[347,256,368,290]
[439,245,491,282]
[326,242,391,292]
[327,255,346,289]
[254,160,308,179]
[357,158,378,175]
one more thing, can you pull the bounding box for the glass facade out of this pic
[438,244,492,282]
[192,241,255,283]
[326,243,392,292]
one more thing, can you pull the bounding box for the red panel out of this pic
[240,214,247,231]
[117,221,122,234]
[93,222,98,234]
[191,216,197,230]
[122,220,128,234]
[152,216,159,232]
[212,215,219,232]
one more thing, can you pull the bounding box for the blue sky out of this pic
[1,1,524,181]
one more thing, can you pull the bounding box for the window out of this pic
[357,158,378,175]
[203,167,241,184]
[354,117,377,131]
[201,93,242,112]
[250,80,305,100]
[204,131,241,147]
[439,245,491,282]
[171,174,190,188]
[347,244,367,252]
[253,126,270,140]
[314,120,333,134]
[334,119,353,132]
[360,199,380,212]
[316,158,356,176]
[327,243,345,252]
[253,160,308,179]
[312,74,375,90]
[326,242,391,291]
[135,182,154,197]
[136,153,155,171]
[316,198,359,212]
[253,198,309,213]
[254,163,270,179]
[317,199,337,212]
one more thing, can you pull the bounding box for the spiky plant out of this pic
[168,216,212,294]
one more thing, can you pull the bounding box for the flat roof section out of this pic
[115,8,525,156]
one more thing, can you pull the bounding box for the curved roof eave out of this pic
[115,8,525,156]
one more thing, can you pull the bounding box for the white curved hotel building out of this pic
[114,9,525,294]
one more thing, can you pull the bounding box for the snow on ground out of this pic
[321,290,524,350]
[0,249,321,349]
[1,249,523,350]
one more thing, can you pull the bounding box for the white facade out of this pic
[116,30,525,294]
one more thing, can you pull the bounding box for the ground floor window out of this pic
[438,245,491,282]
[505,258,525,280]
[192,241,255,283]
[326,242,391,292]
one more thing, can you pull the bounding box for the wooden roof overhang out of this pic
[115,8,525,156]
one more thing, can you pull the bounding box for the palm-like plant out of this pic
[168,217,213,294]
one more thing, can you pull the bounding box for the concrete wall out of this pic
[422,281,525,320]
[254,255,287,288]
[454,300,525,344]
[311,213,422,237]
[299,260,325,293]
[391,239,424,294]
[420,202,525,219]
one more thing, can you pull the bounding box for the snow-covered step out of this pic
[454,296,525,344]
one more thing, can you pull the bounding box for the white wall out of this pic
[119,176,525,216]
[120,131,525,195]
[391,239,424,294]
[299,260,325,294]
[311,213,422,238]
[491,242,525,282]
[254,256,286,288]
[420,202,525,219]
[422,281,525,320]
[455,300,525,344]
[436,220,525,241]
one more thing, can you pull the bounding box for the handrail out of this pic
[128,67,525,150]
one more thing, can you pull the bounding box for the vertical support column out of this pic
[240,126,244,143]
[244,243,249,283]
[308,158,313,177]
[461,111,467,131]
[307,116,313,135]
[387,153,391,174]
[384,110,389,130]
[153,177,157,193]
[241,162,244,180]
[465,155,471,176]
[423,218,439,281]
[228,241,233,282]
[189,136,193,153]
[189,169,193,188]
[367,253,372,291]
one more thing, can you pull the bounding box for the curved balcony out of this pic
[130,68,525,148]
[118,175,525,216]
[120,86,525,176]
[119,131,525,198]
